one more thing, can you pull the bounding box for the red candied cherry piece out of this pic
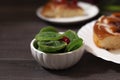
[61,36,70,44]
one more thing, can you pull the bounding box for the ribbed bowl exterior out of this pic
[30,39,84,70]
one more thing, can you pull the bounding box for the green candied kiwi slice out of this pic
[65,38,83,52]
[35,32,63,41]
[63,30,79,41]
[63,30,83,52]
[37,41,67,53]
[40,26,58,33]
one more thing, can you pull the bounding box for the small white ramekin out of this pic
[30,39,85,70]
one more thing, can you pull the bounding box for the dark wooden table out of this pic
[0,0,120,80]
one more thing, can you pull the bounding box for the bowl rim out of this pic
[30,39,84,55]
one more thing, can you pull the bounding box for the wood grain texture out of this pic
[0,0,120,80]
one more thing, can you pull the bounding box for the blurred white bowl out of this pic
[30,39,85,70]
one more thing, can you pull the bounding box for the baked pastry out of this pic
[41,0,84,18]
[93,13,120,50]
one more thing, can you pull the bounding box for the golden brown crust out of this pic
[41,0,84,18]
[111,12,120,18]
[94,21,112,40]
[93,13,120,50]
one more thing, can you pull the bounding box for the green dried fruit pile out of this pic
[34,26,83,53]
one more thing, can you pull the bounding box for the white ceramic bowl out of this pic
[30,39,85,70]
